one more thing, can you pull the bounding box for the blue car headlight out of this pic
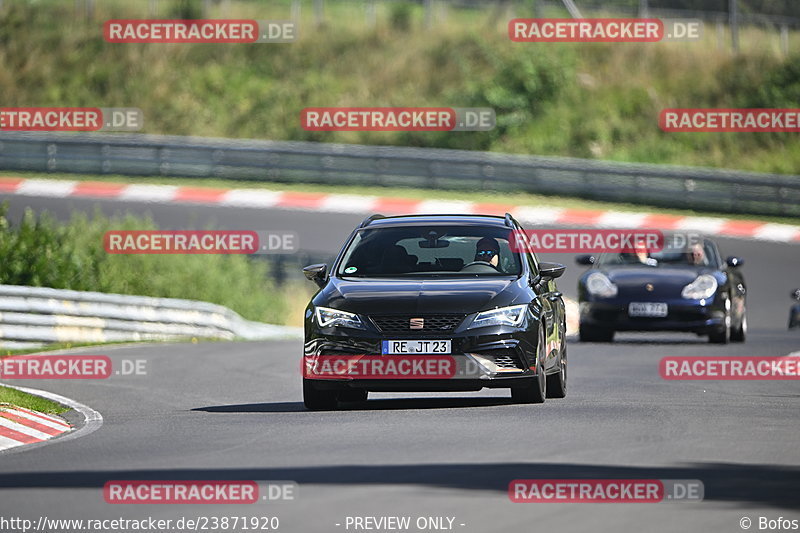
[315,306,364,329]
[586,272,618,298]
[469,304,528,329]
[681,274,718,300]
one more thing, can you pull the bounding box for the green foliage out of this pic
[0,204,293,324]
[0,0,799,173]
[388,2,414,32]
[0,386,69,414]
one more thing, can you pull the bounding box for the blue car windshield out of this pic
[596,241,719,268]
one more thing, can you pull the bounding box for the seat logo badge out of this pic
[645,283,654,292]
[410,318,424,329]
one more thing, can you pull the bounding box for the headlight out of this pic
[586,272,618,298]
[470,304,528,329]
[681,274,718,299]
[314,307,364,329]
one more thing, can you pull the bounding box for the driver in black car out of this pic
[474,237,500,268]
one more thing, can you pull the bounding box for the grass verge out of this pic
[0,386,70,415]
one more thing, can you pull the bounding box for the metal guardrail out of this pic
[0,284,302,349]
[0,131,798,217]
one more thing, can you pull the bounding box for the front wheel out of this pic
[546,346,567,399]
[730,313,747,343]
[709,310,731,344]
[511,327,546,404]
[303,379,339,410]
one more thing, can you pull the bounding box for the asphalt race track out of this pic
[0,191,798,532]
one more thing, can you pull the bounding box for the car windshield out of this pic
[595,240,719,268]
[337,225,522,277]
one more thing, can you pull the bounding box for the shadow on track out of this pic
[192,396,515,413]
[0,462,797,509]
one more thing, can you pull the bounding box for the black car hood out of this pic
[320,276,522,315]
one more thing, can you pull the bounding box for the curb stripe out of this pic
[0,416,53,441]
[0,178,24,192]
[275,191,327,209]
[119,184,178,202]
[0,411,63,436]
[557,209,606,225]
[6,407,71,429]
[174,187,229,203]
[13,406,71,426]
[0,384,102,455]
[372,197,425,214]
[0,434,25,449]
[0,425,41,444]
[641,213,684,230]
[17,179,76,197]
[0,176,798,243]
[220,188,281,208]
[72,181,128,197]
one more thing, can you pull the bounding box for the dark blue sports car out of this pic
[575,237,746,344]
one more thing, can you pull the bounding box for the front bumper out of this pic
[303,325,540,391]
[579,299,726,333]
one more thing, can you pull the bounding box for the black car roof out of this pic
[362,214,509,228]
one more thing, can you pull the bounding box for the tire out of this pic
[303,379,339,410]
[546,345,567,399]
[338,389,368,403]
[511,327,546,404]
[709,302,731,344]
[579,324,614,343]
[789,307,800,329]
[730,313,747,343]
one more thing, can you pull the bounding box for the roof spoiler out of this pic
[359,214,386,228]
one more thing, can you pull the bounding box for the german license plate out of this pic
[628,302,668,317]
[382,340,451,355]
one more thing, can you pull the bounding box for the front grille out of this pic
[473,349,525,371]
[491,355,521,369]
[370,314,465,334]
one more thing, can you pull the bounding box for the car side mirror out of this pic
[725,256,744,268]
[575,254,595,266]
[792,288,800,300]
[539,262,566,280]
[303,263,328,288]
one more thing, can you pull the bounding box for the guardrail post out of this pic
[729,0,739,53]
[292,0,301,24]
[47,143,57,171]
[158,147,168,175]
[314,0,324,27]
[781,24,789,56]
[365,0,376,28]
